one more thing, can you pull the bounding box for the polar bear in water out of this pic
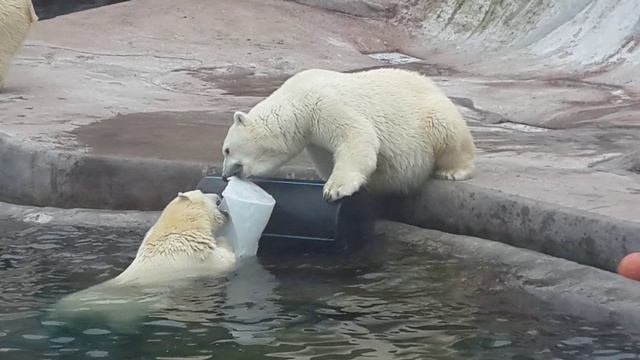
[51,190,235,332]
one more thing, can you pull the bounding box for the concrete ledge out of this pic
[379,221,640,334]
[396,181,640,272]
[0,133,204,210]
[0,133,320,210]
[0,201,158,229]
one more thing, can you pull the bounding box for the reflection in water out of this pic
[223,257,281,345]
[0,222,639,359]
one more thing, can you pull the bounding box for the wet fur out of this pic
[50,190,234,333]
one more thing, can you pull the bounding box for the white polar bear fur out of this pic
[51,190,235,332]
[112,190,235,285]
[0,0,37,89]
[221,68,475,201]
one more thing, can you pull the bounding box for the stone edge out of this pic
[395,181,640,272]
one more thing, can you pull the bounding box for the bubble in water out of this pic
[41,321,66,326]
[21,334,48,340]
[144,320,187,328]
[82,329,111,335]
[86,350,109,358]
[562,337,595,346]
[50,337,75,344]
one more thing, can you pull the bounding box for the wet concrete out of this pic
[345,61,463,77]
[177,66,291,97]
[71,111,232,162]
[66,67,298,162]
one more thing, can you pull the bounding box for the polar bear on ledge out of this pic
[221,68,475,201]
[0,0,38,89]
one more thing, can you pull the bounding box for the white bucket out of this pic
[216,177,276,259]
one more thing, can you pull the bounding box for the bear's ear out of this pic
[233,111,249,126]
[178,190,203,202]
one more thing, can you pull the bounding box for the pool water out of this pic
[1,220,639,359]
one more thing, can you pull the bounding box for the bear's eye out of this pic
[224,148,230,155]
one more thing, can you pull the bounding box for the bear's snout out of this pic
[222,163,243,181]
[203,193,222,207]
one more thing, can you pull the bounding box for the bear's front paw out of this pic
[323,173,364,202]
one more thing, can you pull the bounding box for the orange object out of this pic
[617,252,640,281]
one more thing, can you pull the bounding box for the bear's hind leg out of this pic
[433,135,475,181]
[0,67,6,89]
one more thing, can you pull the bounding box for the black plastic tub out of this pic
[32,0,129,20]
[196,177,374,254]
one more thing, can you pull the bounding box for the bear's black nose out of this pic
[222,163,243,181]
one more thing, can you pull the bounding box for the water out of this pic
[366,52,423,65]
[1,220,639,359]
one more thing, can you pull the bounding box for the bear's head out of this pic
[153,190,226,235]
[221,110,303,180]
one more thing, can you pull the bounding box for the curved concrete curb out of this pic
[380,221,640,334]
[0,133,320,210]
[394,181,640,273]
[0,133,205,210]
[0,201,158,229]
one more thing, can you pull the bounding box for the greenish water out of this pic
[0,220,639,359]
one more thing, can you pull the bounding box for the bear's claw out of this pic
[322,173,363,202]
